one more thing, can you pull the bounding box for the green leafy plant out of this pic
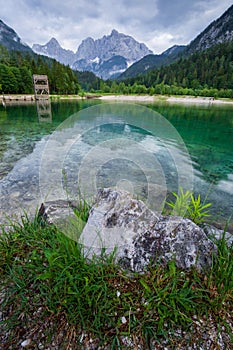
[188,193,212,224]
[165,187,192,218]
[166,187,212,224]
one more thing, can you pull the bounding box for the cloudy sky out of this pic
[0,0,232,54]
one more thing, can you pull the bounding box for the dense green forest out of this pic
[0,45,80,94]
[82,41,233,98]
[118,41,233,98]
[76,70,101,92]
[0,41,233,98]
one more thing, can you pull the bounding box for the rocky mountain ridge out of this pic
[120,4,233,79]
[32,37,75,66]
[0,19,32,52]
[186,4,233,53]
[75,29,152,62]
[32,29,153,79]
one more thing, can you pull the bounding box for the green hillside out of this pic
[121,41,233,97]
[119,46,186,80]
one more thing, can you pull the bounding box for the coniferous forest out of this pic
[121,41,233,98]
[0,45,80,94]
[0,41,233,98]
[78,41,233,98]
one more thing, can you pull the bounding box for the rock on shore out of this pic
[38,188,232,272]
[80,188,217,271]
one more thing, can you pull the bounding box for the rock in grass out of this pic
[80,188,217,272]
[38,199,92,243]
[38,200,78,225]
[202,224,233,247]
[21,339,31,348]
[38,189,220,272]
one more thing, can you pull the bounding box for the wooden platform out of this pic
[33,74,50,100]
[1,95,35,105]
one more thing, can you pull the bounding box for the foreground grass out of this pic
[0,216,232,349]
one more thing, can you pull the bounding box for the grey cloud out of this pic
[0,0,232,53]
[25,0,102,23]
[156,0,195,27]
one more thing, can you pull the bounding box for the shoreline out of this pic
[1,93,233,106]
[98,94,233,105]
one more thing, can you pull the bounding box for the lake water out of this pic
[0,99,232,231]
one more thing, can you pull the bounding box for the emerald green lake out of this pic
[0,100,232,231]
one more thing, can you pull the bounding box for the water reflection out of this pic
[36,99,52,123]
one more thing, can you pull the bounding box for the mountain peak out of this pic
[32,37,75,65]
[111,29,119,36]
[73,29,153,79]
[47,37,60,46]
[76,29,152,62]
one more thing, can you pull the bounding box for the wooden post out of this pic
[33,74,50,100]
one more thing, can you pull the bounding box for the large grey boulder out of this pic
[38,189,231,272]
[80,188,217,272]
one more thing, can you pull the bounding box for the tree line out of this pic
[117,41,233,98]
[93,41,233,98]
[0,45,80,94]
[0,40,233,99]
